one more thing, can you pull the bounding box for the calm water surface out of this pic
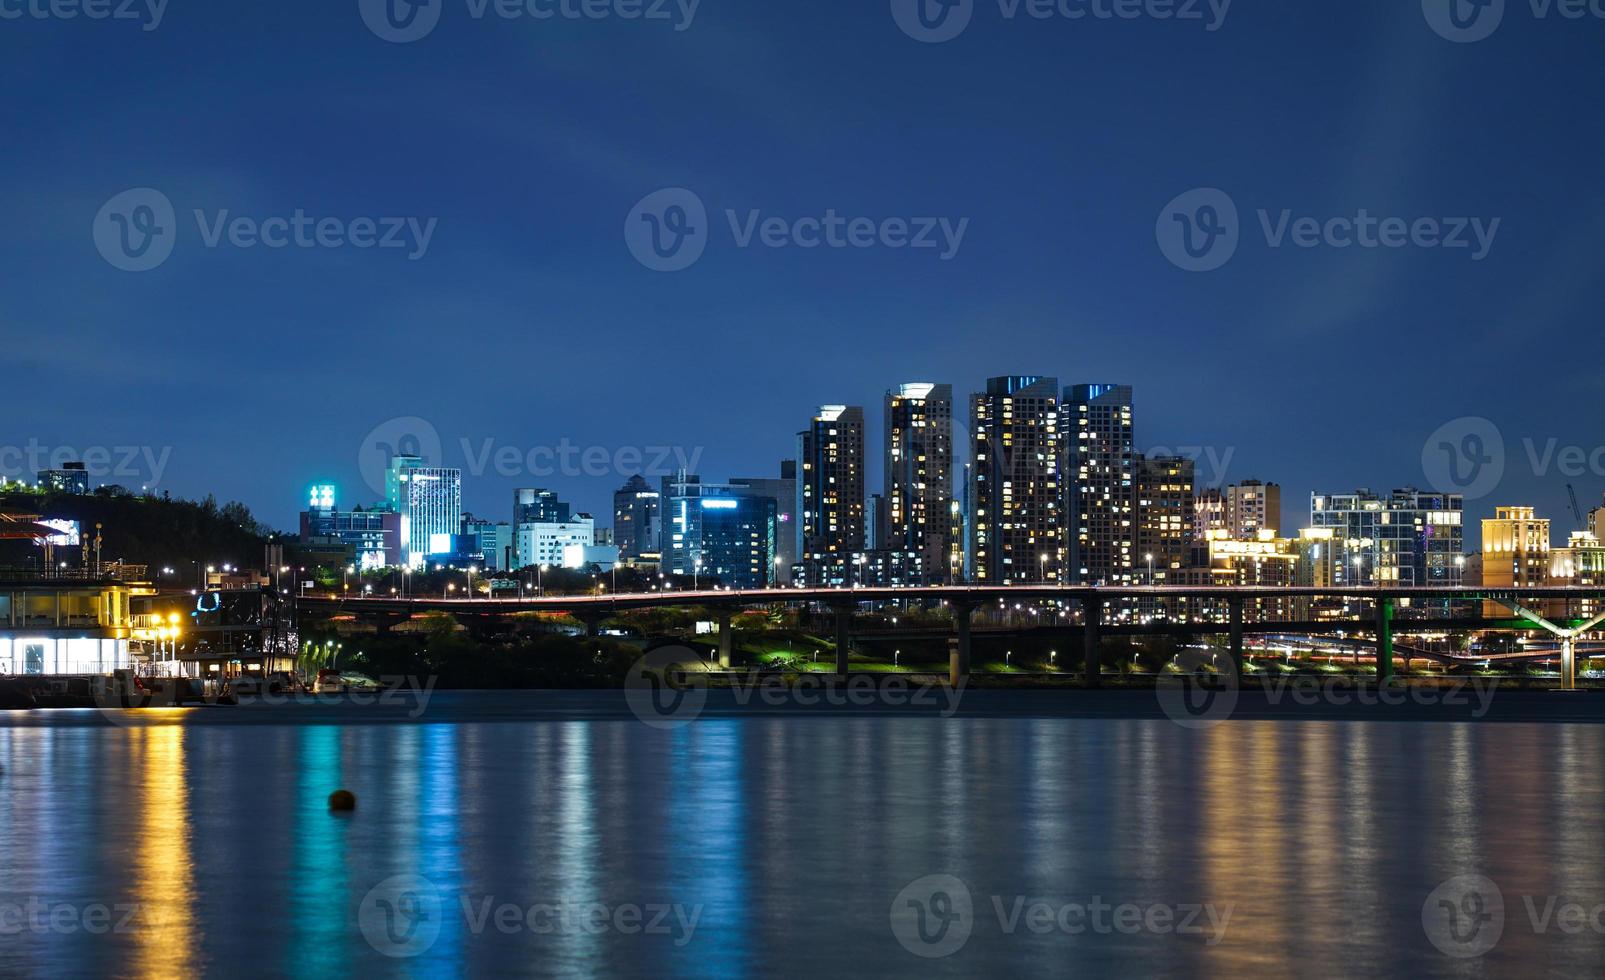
[2,694,1602,978]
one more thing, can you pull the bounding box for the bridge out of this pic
[299,584,1605,690]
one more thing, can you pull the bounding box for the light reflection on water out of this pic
[1,711,1603,978]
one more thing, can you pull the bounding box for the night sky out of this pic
[4,1,1602,537]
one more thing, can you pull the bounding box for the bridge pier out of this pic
[1228,598,1244,676]
[576,611,606,638]
[950,601,973,685]
[1083,597,1101,688]
[717,609,734,669]
[833,603,854,676]
[373,613,408,636]
[1375,597,1394,684]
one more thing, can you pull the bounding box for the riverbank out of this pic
[3,686,1603,726]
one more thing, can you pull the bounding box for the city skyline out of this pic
[7,4,1603,540]
[6,5,1605,977]
[11,366,1604,554]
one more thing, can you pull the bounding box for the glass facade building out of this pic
[387,455,462,569]
[661,474,778,590]
[1309,488,1464,586]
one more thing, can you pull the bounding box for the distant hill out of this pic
[0,488,276,575]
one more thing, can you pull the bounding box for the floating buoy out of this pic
[328,789,357,811]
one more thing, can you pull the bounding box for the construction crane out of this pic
[1568,484,1585,533]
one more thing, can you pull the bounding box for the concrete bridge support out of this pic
[1493,601,1605,691]
[373,613,409,636]
[950,602,973,685]
[717,609,734,669]
[833,603,854,676]
[1083,597,1102,688]
[1228,598,1244,676]
[1375,597,1395,684]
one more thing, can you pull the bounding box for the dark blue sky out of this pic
[4,0,1603,536]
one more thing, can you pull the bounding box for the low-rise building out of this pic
[37,462,90,495]
[0,571,149,675]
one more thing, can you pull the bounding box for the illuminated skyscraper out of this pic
[612,475,661,561]
[1064,384,1136,585]
[884,382,954,583]
[970,376,1062,585]
[661,473,778,589]
[1136,455,1195,584]
[387,455,462,569]
[797,405,865,585]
